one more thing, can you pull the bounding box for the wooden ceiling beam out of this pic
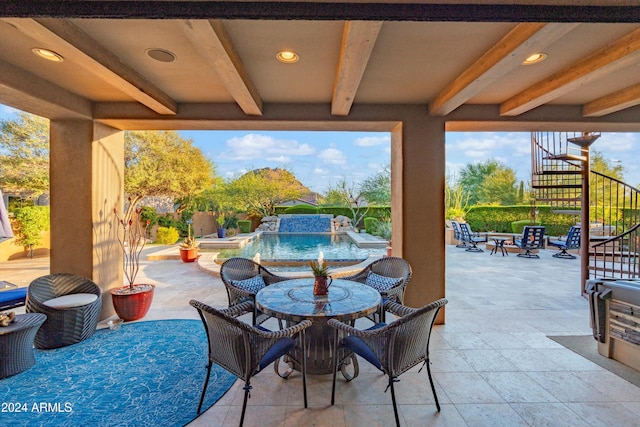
[429,23,578,116]
[0,58,93,119]
[583,82,640,117]
[3,18,177,115]
[331,20,383,116]
[500,28,640,116]
[180,19,263,116]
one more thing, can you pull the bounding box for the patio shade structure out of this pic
[0,1,639,320]
[0,190,13,239]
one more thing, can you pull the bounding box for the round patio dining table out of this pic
[255,278,381,376]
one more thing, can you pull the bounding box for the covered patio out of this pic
[1,2,640,323]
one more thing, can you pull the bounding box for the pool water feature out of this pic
[215,233,385,265]
[278,215,332,233]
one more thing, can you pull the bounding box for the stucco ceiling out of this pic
[0,2,639,130]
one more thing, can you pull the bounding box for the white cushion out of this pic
[43,293,98,309]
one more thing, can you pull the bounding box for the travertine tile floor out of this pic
[4,245,640,426]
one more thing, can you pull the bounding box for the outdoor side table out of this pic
[0,313,47,379]
[490,238,508,256]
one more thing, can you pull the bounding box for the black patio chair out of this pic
[220,257,291,325]
[450,221,468,248]
[549,225,581,259]
[342,256,412,323]
[25,273,102,349]
[515,226,546,258]
[458,222,488,252]
[328,298,448,427]
[190,300,311,426]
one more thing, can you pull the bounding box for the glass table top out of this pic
[256,278,381,321]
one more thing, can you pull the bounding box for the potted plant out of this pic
[375,220,392,256]
[179,219,198,263]
[309,251,332,296]
[223,214,238,236]
[110,203,155,321]
[216,215,226,238]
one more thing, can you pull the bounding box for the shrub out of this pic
[238,220,252,233]
[158,213,178,228]
[139,206,158,228]
[156,226,179,244]
[373,220,392,242]
[511,219,531,234]
[363,217,379,234]
[284,205,318,214]
[13,206,50,248]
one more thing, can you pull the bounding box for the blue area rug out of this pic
[0,319,236,427]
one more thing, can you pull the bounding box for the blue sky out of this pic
[2,104,640,193]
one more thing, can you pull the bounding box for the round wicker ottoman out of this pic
[0,313,47,379]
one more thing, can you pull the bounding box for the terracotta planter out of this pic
[110,284,155,321]
[386,246,392,256]
[179,247,198,263]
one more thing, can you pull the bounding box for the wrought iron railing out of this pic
[532,131,640,280]
[590,223,640,279]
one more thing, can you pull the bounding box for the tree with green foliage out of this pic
[359,164,391,206]
[477,167,518,205]
[323,178,369,228]
[459,159,518,206]
[124,131,216,216]
[458,160,500,206]
[445,171,469,220]
[222,168,307,217]
[0,112,49,198]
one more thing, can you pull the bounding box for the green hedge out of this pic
[465,205,576,236]
[283,205,318,214]
[238,220,252,233]
[364,217,379,234]
[274,205,391,221]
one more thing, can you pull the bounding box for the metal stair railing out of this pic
[532,131,640,280]
[590,223,640,279]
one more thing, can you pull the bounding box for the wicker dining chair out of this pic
[25,273,102,349]
[220,257,292,325]
[190,300,311,426]
[328,298,448,427]
[342,256,412,323]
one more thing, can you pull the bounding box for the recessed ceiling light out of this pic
[522,52,547,65]
[146,48,176,63]
[31,48,64,62]
[276,50,299,64]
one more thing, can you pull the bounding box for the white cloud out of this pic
[314,167,329,174]
[464,150,489,158]
[265,155,291,163]
[318,148,347,164]
[598,133,636,153]
[354,135,390,147]
[223,133,315,161]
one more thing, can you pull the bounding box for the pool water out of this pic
[215,233,385,261]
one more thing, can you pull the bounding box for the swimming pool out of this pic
[215,233,386,262]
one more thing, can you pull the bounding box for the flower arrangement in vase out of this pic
[309,251,332,296]
[110,201,155,321]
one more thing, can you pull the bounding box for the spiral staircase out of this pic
[531,132,640,292]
